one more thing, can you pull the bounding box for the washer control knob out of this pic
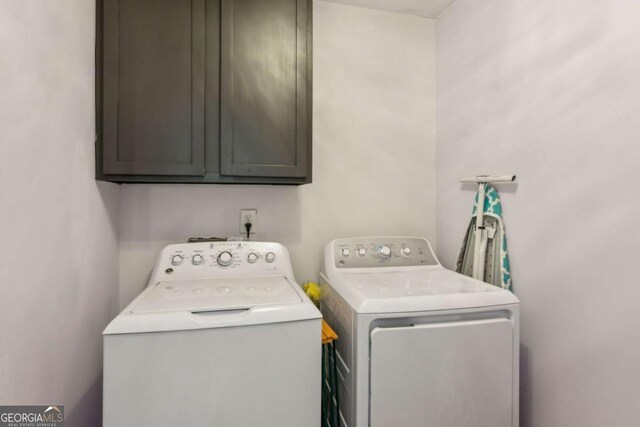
[401,247,412,257]
[171,255,184,266]
[247,253,259,264]
[217,251,233,267]
[357,248,367,257]
[376,245,392,260]
[192,254,204,265]
[340,248,351,258]
[265,252,276,263]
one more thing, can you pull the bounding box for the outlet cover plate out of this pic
[240,209,257,234]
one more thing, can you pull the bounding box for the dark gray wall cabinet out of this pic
[96,0,312,184]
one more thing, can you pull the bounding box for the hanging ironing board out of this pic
[456,176,514,291]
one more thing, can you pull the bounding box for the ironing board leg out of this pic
[330,342,340,427]
[322,345,328,427]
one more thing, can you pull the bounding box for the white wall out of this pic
[118,0,437,307]
[436,1,640,425]
[321,0,455,18]
[0,1,120,425]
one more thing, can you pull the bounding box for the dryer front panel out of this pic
[369,318,514,427]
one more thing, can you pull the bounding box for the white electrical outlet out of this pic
[240,209,257,235]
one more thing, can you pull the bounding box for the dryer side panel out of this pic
[320,276,356,427]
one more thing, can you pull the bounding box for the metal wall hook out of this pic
[459,175,516,184]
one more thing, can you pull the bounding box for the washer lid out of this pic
[132,276,302,314]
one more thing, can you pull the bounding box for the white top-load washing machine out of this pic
[103,241,321,427]
[320,237,520,427]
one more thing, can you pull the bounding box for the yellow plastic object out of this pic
[322,320,338,345]
[303,281,322,304]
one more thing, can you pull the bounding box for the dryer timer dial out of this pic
[376,245,392,259]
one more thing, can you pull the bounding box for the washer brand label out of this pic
[0,406,64,427]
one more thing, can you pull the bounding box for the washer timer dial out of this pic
[217,251,234,267]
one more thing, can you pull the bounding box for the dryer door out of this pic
[370,318,514,427]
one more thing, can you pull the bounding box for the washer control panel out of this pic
[158,241,286,279]
[332,237,438,268]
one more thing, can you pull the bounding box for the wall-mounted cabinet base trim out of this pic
[95,172,311,185]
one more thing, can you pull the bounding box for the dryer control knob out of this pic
[340,248,351,258]
[265,252,276,263]
[401,247,412,257]
[192,254,204,265]
[376,245,392,259]
[357,248,367,257]
[171,255,184,266]
[247,253,259,264]
[217,251,233,267]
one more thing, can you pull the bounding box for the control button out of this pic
[247,253,259,264]
[192,254,204,265]
[401,247,412,257]
[265,252,276,263]
[376,245,392,260]
[217,251,233,267]
[171,255,184,266]
[340,248,351,258]
[357,248,367,257]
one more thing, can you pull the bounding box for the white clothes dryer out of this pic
[320,237,519,427]
[103,241,321,427]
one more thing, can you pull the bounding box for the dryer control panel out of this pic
[331,237,439,269]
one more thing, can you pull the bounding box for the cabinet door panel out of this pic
[103,0,205,176]
[220,0,309,178]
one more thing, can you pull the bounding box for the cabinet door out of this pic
[220,0,309,178]
[102,0,205,176]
